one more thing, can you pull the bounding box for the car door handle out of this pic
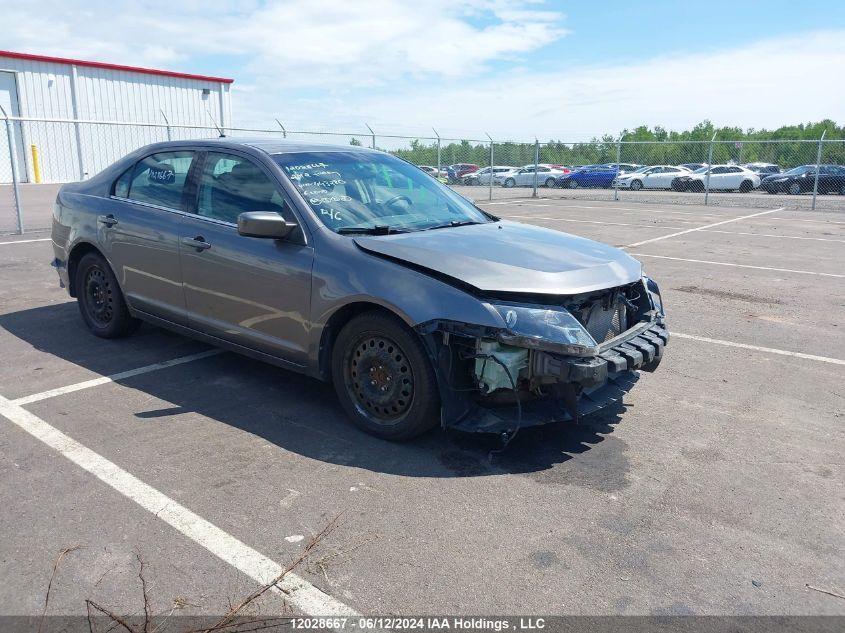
[98,214,118,227]
[182,236,212,251]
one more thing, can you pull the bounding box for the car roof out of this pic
[139,137,381,155]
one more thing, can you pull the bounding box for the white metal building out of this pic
[0,50,234,183]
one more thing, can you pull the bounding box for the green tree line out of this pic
[361,119,845,169]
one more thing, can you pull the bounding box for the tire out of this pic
[503,178,515,188]
[75,252,140,338]
[692,180,705,193]
[544,177,556,188]
[331,311,440,441]
[839,184,845,196]
[787,182,801,195]
[739,180,753,193]
[630,179,643,191]
[568,179,579,189]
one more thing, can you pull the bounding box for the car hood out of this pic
[353,220,642,295]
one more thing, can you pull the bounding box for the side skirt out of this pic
[129,308,316,378]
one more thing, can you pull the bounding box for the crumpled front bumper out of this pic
[446,318,668,434]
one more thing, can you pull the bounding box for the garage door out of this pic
[0,71,27,184]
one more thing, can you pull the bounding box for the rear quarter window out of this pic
[126,151,195,210]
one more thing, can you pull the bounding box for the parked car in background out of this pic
[556,165,620,189]
[613,165,691,190]
[679,163,708,171]
[760,164,845,195]
[463,166,518,185]
[446,163,479,183]
[501,164,567,188]
[418,165,446,178]
[742,163,781,181]
[51,138,667,440]
[603,163,641,173]
[671,165,760,192]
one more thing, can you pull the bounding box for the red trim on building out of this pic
[0,50,234,84]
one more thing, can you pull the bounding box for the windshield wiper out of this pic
[337,225,409,235]
[423,220,485,231]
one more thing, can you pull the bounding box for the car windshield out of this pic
[783,166,812,176]
[273,151,492,233]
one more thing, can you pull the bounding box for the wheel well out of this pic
[317,302,402,381]
[66,242,104,297]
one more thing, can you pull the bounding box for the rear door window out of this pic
[125,151,195,210]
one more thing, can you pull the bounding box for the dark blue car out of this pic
[555,166,618,189]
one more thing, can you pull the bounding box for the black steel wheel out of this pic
[332,312,439,440]
[788,182,801,195]
[75,252,139,338]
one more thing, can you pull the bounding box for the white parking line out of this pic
[0,237,51,245]
[673,333,845,366]
[12,350,223,406]
[0,393,358,617]
[503,216,688,230]
[625,208,783,247]
[699,229,845,243]
[631,253,845,278]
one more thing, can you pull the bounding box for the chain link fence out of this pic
[1,114,843,235]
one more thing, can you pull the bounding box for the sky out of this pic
[2,0,844,141]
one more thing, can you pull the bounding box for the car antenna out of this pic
[206,108,226,138]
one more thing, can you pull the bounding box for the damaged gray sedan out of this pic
[51,139,667,441]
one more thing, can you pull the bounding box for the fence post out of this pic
[486,133,494,202]
[532,139,539,198]
[365,123,376,150]
[0,104,24,234]
[432,128,441,178]
[275,119,287,138]
[704,132,717,206]
[811,130,826,211]
[160,109,172,141]
[614,135,623,201]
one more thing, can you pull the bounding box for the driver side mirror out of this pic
[238,211,297,239]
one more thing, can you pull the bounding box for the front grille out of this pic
[581,297,627,343]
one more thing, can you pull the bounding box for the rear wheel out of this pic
[788,182,801,195]
[739,179,753,193]
[630,179,643,191]
[332,312,440,441]
[568,179,579,189]
[75,252,140,338]
[544,177,556,188]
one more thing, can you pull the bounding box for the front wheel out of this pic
[503,178,515,188]
[788,182,801,195]
[568,179,579,189]
[630,179,643,191]
[75,252,140,338]
[544,177,556,188]
[332,312,440,441]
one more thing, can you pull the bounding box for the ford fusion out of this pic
[51,140,668,441]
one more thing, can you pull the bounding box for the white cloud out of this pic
[0,0,565,83]
[259,30,843,141]
[1,3,841,140]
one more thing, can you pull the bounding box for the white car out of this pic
[463,166,518,185]
[501,164,567,188]
[418,165,446,178]
[672,165,761,193]
[613,165,691,190]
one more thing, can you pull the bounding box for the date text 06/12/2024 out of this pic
[291,617,547,630]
